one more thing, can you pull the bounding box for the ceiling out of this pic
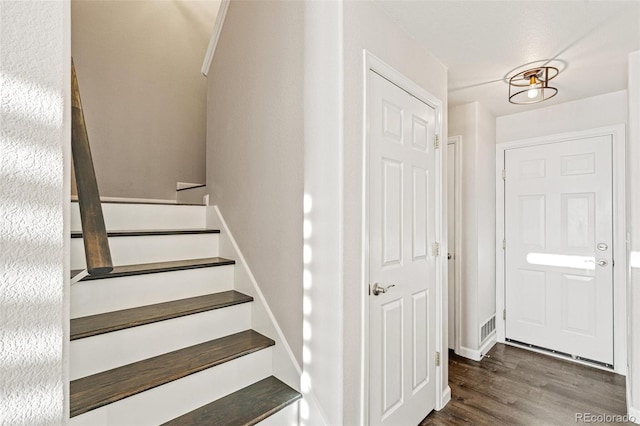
[374,1,640,117]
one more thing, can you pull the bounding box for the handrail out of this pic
[71,59,113,275]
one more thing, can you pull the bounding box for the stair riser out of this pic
[256,401,299,426]
[71,203,206,231]
[69,349,272,426]
[71,266,234,318]
[71,303,252,380]
[71,234,219,270]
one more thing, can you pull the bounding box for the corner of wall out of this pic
[626,49,640,421]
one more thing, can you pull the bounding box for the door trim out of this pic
[361,50,448,424]
[447,136,462,355]
[495,124,627,376]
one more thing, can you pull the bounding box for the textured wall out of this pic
[71,0,219,201]
[0,1,69,424]
[206,1,304,364]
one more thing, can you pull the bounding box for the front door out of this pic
[369,70,437,425]
[504,135,614,366]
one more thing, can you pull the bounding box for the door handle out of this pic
[448,253,453,260]
[372,283,396,296]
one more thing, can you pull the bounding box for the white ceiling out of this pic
[374,1,640,117]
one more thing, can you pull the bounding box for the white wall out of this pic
[0,1,70,423]
[71,0,219,201]
[448,102,496,357]
[205,0,304,368]
[477,104,496,327]
[627,50,640,421]
[341,2,448,423]
[303,1,343,424]
[206,2,448,424]
[496,90,627,143]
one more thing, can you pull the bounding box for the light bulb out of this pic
[527,74,539,99]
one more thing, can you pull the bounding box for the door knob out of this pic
[448,253,453,260]
[597,243,608,251]
[372,283,396,296]
[597,260,608,267]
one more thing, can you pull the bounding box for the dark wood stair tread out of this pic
[71,229,220,238]
[70,330,274,417]
[71,291,253,340]
[71,257,235,281]
[162,376,302,426]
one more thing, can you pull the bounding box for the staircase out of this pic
[69,201,301,425]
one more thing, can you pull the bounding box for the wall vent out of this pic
[480,315,496,344]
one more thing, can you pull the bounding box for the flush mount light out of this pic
[508,66,559,104]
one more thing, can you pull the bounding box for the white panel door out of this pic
[505,136,614,366]
[369,71,437,426]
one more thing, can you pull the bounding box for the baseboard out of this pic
[176,182,205,191]
[206,207,303,376]
[479,333,497,357]
[457,346,482,361]
[627,406,640,424]
[457,334,497,362]
[208,205,328,425]
[437,386,451,410]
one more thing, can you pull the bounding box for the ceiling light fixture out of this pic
[508,66,559,104]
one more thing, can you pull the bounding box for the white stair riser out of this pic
[71,203,206,231]
[71,304,252,380]
[257,401,299,426]
[71,266,234,318]
[69,349,273,426]
[71,234,219,270]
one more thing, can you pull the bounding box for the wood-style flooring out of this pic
[421,343,630,426]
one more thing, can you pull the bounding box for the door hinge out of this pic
[503,309,506,321]
[502,169,506,180]
[432,242,440,257]
[434,135,440,149]
[435,351,441,367]
[502,239,506,250]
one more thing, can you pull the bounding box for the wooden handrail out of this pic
[71,59,113,275]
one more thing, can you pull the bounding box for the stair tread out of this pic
[71,229,220,238]
[162,376,301,426]
[71,291,253,340]
[71,257,235,281]
[70,330,274,417]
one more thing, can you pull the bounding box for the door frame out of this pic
[495,124,627,375]
[447,136,462,355]
[361,50,449,424]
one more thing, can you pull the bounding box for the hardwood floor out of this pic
[421,343,630,426]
